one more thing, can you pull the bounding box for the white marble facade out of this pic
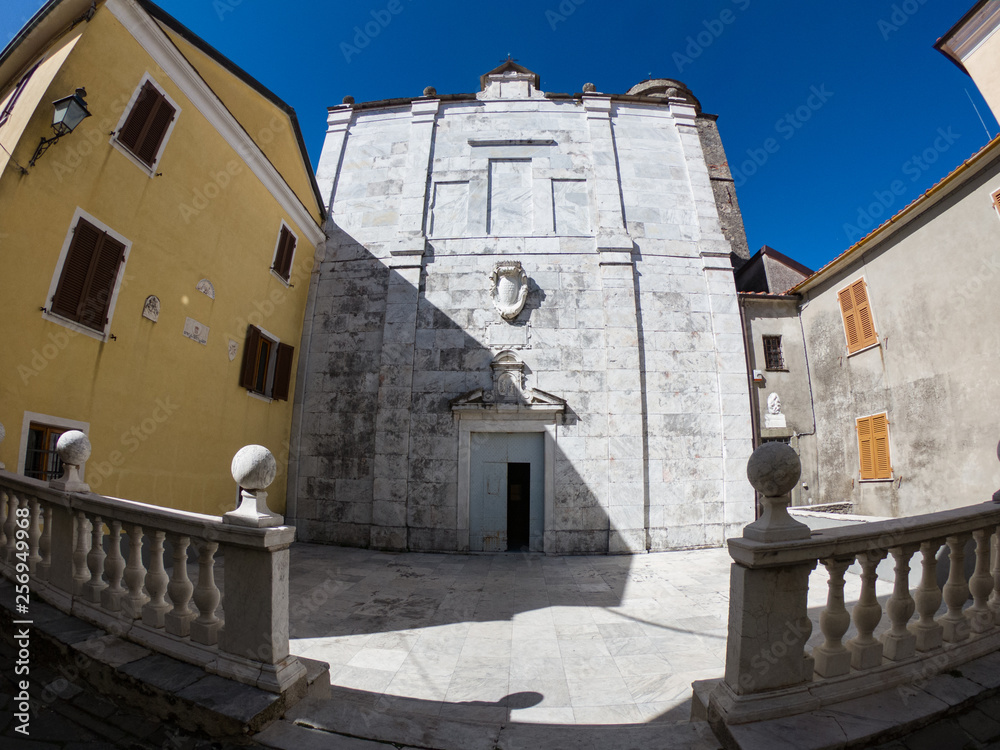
[289,63,754,554]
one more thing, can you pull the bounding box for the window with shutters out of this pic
[271,223,297,283]
[838,278,878,354]
[240,325,293,401]
[856,413,892,480]
[992,188,1000,218]
[44,210,131,339]
[0,61,41,128]
[111,75,179,173]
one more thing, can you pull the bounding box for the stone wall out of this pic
[289,69,755,553]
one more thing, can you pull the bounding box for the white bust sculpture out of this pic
[767,392,782,415]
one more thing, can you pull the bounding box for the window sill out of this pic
[269,269,292,287]
[847,342,880,358]
[41,311,108,342]
[109,137,159,178]
[764,368,788,373]
[247,389,273,403]
[859,478,894,483]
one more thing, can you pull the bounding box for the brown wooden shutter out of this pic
[79,234,125,329]
[857,416,875,480]
[118,82,157,154]
[993,189,1000,213]
[872,414,891,479]
[51,219,102,320]
[273,227,296,280]
[272,343,294,401]
[118,81,175,167]
[240,325,261,390]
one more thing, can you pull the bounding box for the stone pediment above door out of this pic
[450,351,565,420]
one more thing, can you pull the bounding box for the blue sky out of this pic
[3,0,996,271]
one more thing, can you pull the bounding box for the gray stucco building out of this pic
[287,62,755,554]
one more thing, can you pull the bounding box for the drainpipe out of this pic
[737,296,761,520]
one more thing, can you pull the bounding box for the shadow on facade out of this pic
[292,222,635,562]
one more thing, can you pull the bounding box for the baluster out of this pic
[101,521,125,612]
[4,490,18,566]
[911,540,944,650]
[0,488,7,549]
[164,534,195,637]
[84,514,107,603]
[942,534,972,643]
[27,499,42,578]
[141,530,170,628]
[190,540,221,645]
[122,523,149,618]
[991,525,1000,616]
[968,528,994,633]
[72,511,90,595]
[882,545,918,660]
[37,506,52,581]
[813,556,854,677]
[848,550,888,669]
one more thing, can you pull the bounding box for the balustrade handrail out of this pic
[709,440,1000,731]
[0,433,307,696]
[729,500,1000,568]
[0,469,294,550]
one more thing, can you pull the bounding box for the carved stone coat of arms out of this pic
[490,261,528,321]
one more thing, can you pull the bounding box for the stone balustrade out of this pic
[0,430,304,695]
[710,441,1000,726]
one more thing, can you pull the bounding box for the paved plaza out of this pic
[284,542,883,727]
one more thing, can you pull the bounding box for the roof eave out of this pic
[789,136,1000,295]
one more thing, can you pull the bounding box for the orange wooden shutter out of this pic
[872,414,891,479]
[857,416,875,480]
[272,343,294,401]
[240,325,261,390]
[840,279,877,353]
[839,287,860,352]
[992,189,1000,213]
[851,280,877,349]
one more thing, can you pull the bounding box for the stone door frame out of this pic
[456,418,556,553]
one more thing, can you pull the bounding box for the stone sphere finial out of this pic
[747,442,800,498]
[342,95,355,105]
[231,445,276,491]
[582,82,597,93]
[56,430,92,467]
[51,430,90,492]
[423,86,437,97]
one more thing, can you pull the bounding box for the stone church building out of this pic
[286,62,756,554]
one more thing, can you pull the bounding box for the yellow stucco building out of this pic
[0,0,325,515]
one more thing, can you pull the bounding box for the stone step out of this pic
[0,578,329,738]
[257,687,723,750]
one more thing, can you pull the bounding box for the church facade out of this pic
[287,63,755,554]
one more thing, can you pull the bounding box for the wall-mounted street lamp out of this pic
[28,87,91,167]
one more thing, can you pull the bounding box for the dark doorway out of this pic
[507,463,530,552]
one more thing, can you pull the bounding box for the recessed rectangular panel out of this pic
[430,181,470,237]
[552,179,590,235]
[488,159,532,236]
